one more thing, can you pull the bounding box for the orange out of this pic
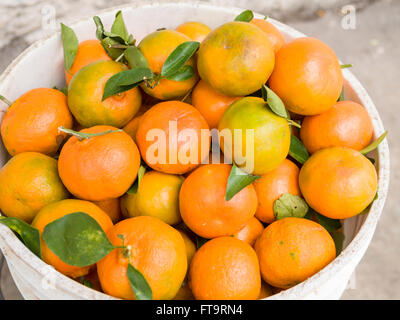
[269,37,343,115]
[253,159,301,223]
[176,21,211,42]
[122,104,149,143]
[256,217,336,289]
[218,97,290,175]
[58,125,141,201]
[1,88,73,156]
[65,39,111,85]
[0,152,69,223]
[32,199,113,278]
[97,216,187,300]
[178,229,196,266]
[259,281,274,299]
[189,236,261,300]
[93,198,122,223]
[120,171,184,225]
[300,100,374,153]
[138,30,198,100]
[197,21,274,96]
[179,164,257,238]
[299,147,377,219]
[191,80,241,128]
[68,61,142,128]
[233,217,264,247]
[136,101,210,174]
[250,18,285,53]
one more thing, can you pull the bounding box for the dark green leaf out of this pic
[100,37,125,60]
[273,193,309,220]
[127,263,153,300]
[330,231,345,256]
[161,41,199,78]
[165,65,195,81]
[234,10,254,22]
[289,134,309,164]
[103,31,128,45]
[61,23,79,72]
[225,164,260,201]
[340,64,353,69]
[42,212,115,267]
[0,217,41,258]
[102,67,153,100]
[262,85,288,118]
[111,11,129,43]
[127,165,147,194]
[338,86,345,101]
[93,16,105,40]
[124,46,149,69]
[315,212,341,233]
[83,279,94,289]
[360,131,388,155]
[196,236,209,249]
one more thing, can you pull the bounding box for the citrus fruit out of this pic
[68,60,142,128]
[0,152,69,222]
[120,171,184,225]
[1,88,73,156]
[122,104,149,143]
[93,198,122,223]
[191,80,241,128]
[250,18,285,53]
[232,216,264,246]
[32,199,113,278]
[256,217,336,289]
[197,21,275,96]
[269,37,343,115]
[189,236,261,300]
[138,29,198,100]
[253,159,301,223]
[173,280,194,300]
[299,147,378,219]
[97,216,187,300]
[65,39,111,85]
[218,97,290,175]
[58,125,141,201]
[136,101,210,174]
[176,21,211,42]
[179,164,257,238]
[300,100,374,153]
[178,229,196,266]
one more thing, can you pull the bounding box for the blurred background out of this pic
[0,0,398,299]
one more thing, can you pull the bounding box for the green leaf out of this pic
[273,193,309,220]
[127,165,147,194]
[338,86,345,101]
[127,263,153,300]
[0,217,41,258]
[161,41,199,78]
[0,94,12,107]
[111,11,129,43]
[289,134,309,164]
[196,236,209,249]
[58,126,122,141]
[315,212,341,233]
[102,67,153,100]
[61,23,79,72]
[262,85,288,118]
[330,231,345,256]
[93,16,105,40]
[83,279,94,289]
[225,164,260,201]
[124,46,149,69]
[165,65,195,81]
[360,131,388,155]
[42,212,115,267]
[100,37,125,60]
[340,64,353,69]
[234,10,254,22]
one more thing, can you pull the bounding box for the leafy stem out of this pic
[58,126,122,141]
[0,94,12,106]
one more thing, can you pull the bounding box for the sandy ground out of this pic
[0,0,398,299]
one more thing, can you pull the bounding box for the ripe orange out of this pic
[58,125,141,201]
[0,152,69,222]
[179,164,257,238]
[97,216,187,300]
[250,18,285,53]
[122,104,149,143]
[32,199,113,278]
[176,21,211,42]
[65,39,111,85]
[269,37,343,115]
[68,61,142,128]
[92,198,122,223]
[256,217,336,289]
[189,236,261,300]
[253,159,301,223]
[136,101,210,174]
[299,147,377,219]
[218,97,290,175]
[191,80,241,129]
[1,88,73,156]
[233,217,264,247]
[138,30,198,100]
[300,100,374,153]
[197,21,274,96]
[178,229,196,266]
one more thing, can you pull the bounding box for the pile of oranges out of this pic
[0,9,384,300]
